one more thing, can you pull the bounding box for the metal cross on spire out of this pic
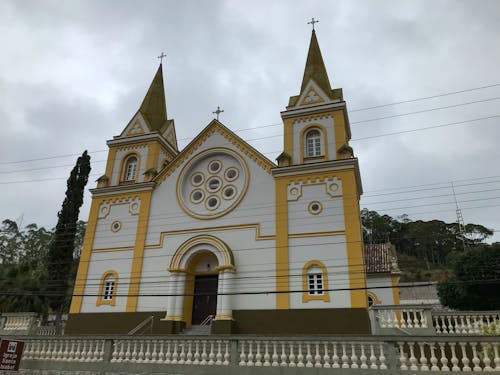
[308,17,319,31]
[213,106,224,120]
[157,52,166,64]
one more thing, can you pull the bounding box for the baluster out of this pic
[143,340,152,363]
[360,343,368,369]
[186,340,193,365]
[379,310,387,328]
[215,341,222,366]
[63,340,71,361]
[421,310,428,328]
[296,342,304,367]
[288,342,296,367]
[194,340,201,365]
[151,340,158,363]
[439,342,450,371]
[447,315,455,334]
[459,342,471,372]
[263,341,271,366]
[22,341,31,360]
[200,341,208,365]
[429,343,439,371]
[158,340,165,363]
[246,341,254,366]
[332,343,340,368]
[305,342,313,368]
[408,342,418,371]
[92,340,100,362]
[470,342,481,372]
[208,341,215,365]
[164,341,172,364]
[450,342,460,371]
[418,342,429,371]
[74,341,81,361]
[255,341,262,366]
[481,342,493,371]
[323,342,331,368]
[180,340,187,365]
[341,343,349,368]
[413,310,421,328]
[435,316,442,334]
[280,342,287,367]
[271,341,279,367]
[116,340,124,362]
[223,341,230,366]
[99,340,105,362]
[111,340,119,362]
[351,343,359,369]
[453,316,460,334]
[379,343,387,370]
[492,343,499,371]
[238,341,246,366]
[124,341,131,362]
[86,340,94,362]
[441,316,448,334]
[137,340,145,363]
[398,342,408,370]
[171,340,178,364]
[369,343,378,369]
[465,316,473,334]
[459,316,467,334]
[79,341,87,362]
[313,342,322,368]
[33,340,40,360]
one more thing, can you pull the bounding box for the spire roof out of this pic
[300,30,333,98]
[139,64,167,131]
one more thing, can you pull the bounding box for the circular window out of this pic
[110,220,122,233]
[190,189,204,203]
[205,196,220,211]
[308,201,323,215]
[222,185,237,200]
[191,172,205,186]
[208,160,222,174]
[206,176,222,192]
[225,167,239,181]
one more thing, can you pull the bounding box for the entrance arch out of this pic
[166,235,235,328]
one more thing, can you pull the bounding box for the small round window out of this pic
[308,201,323,215]
[206,176,222,192]
[190,189,204,203]
[110,220,122,233]
[191,172,205,186]
[208,160,222,174]
[225,167,239,181]
[205,196,220,210]
[222,185,237,200]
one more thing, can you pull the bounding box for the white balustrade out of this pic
[23,339,105,362]
[433,312,500,335]
[377,308,428,329]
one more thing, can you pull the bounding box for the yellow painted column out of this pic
[69,198,101,313]
[341,171,368,308]
[126,191,153,312]
[104,147,117,180]
[146,141,160,170]
[275,178,290,309]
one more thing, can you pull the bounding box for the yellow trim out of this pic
[275,177,289,309]
[125,190,152,312]
[169,235,234,271]
[224,166,239,182]
[307,200,323,215]
[92,246,133,252]
[189,189,205,204]
[69,198,100,313]
[289,230,344,238]
[96,270,119,306]
[145,141,160,171]
[283,118,294,162]
[208,159,222,174]
[302,260,330,303]
[367,291,381,307]
[391,274,400,305]
[299,123,329,163]
[333,109,348,159]
[204,195,221,211]
[176,147,250,220]
[215,313,233,319]
[221,184,237,200]
[104,147,117,181]
[118,152,141,183]
[190,172,206,187]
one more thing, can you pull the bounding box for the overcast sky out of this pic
[1,0,499,243]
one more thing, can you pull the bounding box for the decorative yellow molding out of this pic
[302,260,330,303]
[275,177,289,309]
[391,274,400,305]
[307,200,323,215]
[96,270,119,306]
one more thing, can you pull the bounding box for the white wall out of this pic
[366,276,396,306]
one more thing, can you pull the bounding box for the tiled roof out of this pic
[364,243,392,273]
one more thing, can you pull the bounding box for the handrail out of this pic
[127,315,154,335]
[199,314,213,327]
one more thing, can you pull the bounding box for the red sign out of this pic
[0,340,25,371]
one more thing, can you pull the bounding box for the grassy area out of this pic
[397,253,450,282]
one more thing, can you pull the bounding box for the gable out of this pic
[119,111,150,138]
[295,79,330,108]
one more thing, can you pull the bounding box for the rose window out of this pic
[178,149,249,219]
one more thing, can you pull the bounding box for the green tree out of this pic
[437,243,500,310]
[0,219,23,264]
[46,151,91,330]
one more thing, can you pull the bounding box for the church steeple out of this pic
[300,30,333,99]
[138,64,168,131]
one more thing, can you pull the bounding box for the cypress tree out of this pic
[47,150,91,331]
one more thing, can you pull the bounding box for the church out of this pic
[67,29,399,335]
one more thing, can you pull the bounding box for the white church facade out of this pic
[67,30,398,335]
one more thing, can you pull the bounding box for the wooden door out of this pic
[191,275,218,325]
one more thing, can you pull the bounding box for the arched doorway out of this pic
[165,235,235,330]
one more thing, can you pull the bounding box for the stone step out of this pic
[182,325,211,335]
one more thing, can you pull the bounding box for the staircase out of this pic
[182,314,213,335]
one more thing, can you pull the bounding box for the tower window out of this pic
[103,278,115,300]
[305,130,322,157]
[307,266,324,295]
[302,260,330,303]
[97,270,118,306]
[122,155,138,182]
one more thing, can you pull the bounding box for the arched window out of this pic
[122,155,138,182]
[367,292,380,307]
[97,270,118,306]
[305,129,322,157]
[302,260,330,302]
